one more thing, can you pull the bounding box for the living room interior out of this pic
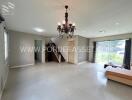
[0,0,132,100]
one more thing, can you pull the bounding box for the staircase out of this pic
[45,41,65,63]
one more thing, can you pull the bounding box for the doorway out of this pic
[34,40,42,63]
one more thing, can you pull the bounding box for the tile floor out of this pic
[1,62,132,100]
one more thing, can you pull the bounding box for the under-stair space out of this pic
[45,41,65,63]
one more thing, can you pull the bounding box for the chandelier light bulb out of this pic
[73,23,76,26]
[62,20,65,24]
[58,22,61,26]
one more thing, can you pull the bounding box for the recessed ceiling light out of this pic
[34,28,45,32]
[115,22,119,25]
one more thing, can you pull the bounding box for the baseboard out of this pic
[77,61,88,65]
[10,63,34,69]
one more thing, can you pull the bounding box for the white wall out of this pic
[9,30,45,67]
[0,22,9,99]
[89,33,132,63]
[45,37,54,44]
[77,36,89,63]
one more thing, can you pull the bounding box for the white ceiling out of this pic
[0,0,132,37]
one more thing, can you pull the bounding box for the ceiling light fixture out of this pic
[57,5,76,38]
[34,28,45,32]
[99,30,105,33]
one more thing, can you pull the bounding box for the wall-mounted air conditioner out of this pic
[0,14,5,23]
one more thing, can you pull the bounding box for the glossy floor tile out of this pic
[2,62,132,100]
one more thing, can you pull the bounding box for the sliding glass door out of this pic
[95,41,109,64]
[95,40,126,65]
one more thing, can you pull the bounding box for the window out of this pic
[95,40,126,65]
[4,31,8,60]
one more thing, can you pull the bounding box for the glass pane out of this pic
[95,40,125,65]
[109,40,125,65]
[95,41,109,64]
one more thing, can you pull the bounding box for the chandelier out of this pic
[57,5,76,38]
